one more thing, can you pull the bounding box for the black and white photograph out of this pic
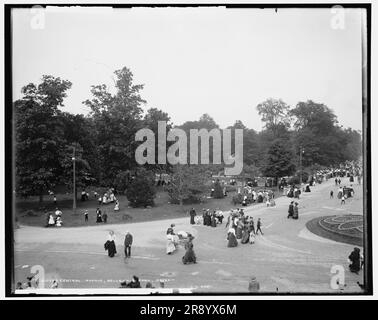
[3,2,374,298]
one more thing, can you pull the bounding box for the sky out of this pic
[12,6,363,131]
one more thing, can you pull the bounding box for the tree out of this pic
[261,139,296,186]
[125,168,156,207]
[14,76,72,202]
[256,98,291,138]
[213,179,224,199]
[289,100,360,166]
[178,114,220,165]
[142,107,172,172]
[59,112,96,189]
[83,67,146,186]
[228,120,260,167]
[165,165,208,205]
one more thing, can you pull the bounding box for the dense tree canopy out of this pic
[15,76,72,201]
[14,68,362,202]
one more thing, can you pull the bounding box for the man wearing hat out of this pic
[124,231,133,258]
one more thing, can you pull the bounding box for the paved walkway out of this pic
[14,177,364,293]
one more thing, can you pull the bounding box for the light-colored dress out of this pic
[166,234,176,254]
[48,215,55,225]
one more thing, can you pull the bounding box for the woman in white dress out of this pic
[166,233,177,255]
[48,214,55,227]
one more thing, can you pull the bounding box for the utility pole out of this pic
[72,146,76,215]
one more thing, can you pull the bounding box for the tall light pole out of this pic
[72,146,76,215]
[299,147,304,187]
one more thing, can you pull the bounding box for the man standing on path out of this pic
[124,231,133,258]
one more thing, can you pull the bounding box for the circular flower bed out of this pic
[306,214,363,246]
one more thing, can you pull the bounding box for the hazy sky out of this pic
[12,6,363,131]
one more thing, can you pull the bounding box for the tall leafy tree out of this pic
[178,113,220,166]
[142,107,172,172]
[256,98,291,139]
[83,67,146,186]
[59,112,97,189]
[15,76,72,202]
[289,100,359,166]
[261,139,296,185]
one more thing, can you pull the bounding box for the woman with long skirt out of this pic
[241,227,250,244]
[105,231,117,257]
[227,228,238,247]
[182,240,197,264]
[236,220,243,239]
[166,233,177,255]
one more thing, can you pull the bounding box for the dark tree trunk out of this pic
[39,193,44,203]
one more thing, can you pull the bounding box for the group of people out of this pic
[226,208,263,248]
[97,188,120,211]
[329,179,355,205]
[45,208,63,227]
[103,230,133,258]
[119,276,167,289]
[166,224,197,264]
[238,187,275,206]
[287,201,299,219]
[286,185,301,199]
[95,208,109,223]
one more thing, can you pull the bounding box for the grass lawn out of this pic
[16,185,283,228]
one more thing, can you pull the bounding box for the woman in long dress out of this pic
[241,227,250,244]
[349,247,361,273]
[48,214,55,227]
[236,220,243,239]
[227,228,238,247]
[211,214,217,228]
[182,240,197,264]
[293,203,299,219]
[105,231,117,257]
[189,208,196,225]
[166,233,177,255]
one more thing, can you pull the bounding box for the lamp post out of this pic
[72,147,76,215]
[299,147,304,187]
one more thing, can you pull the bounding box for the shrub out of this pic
[24,209,39,217]
[125,169,156,208]
[232,193,243,205]
[113,171,131,194]
[213,180,224,199]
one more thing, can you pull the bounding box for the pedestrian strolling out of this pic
[104,231,117,257]
[189,208,196,225]
[293,202,299,219]
[256,218,263,235]
[124,231,133,258]
[287,201,294,218]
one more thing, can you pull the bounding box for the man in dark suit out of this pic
[124,231,133,258]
